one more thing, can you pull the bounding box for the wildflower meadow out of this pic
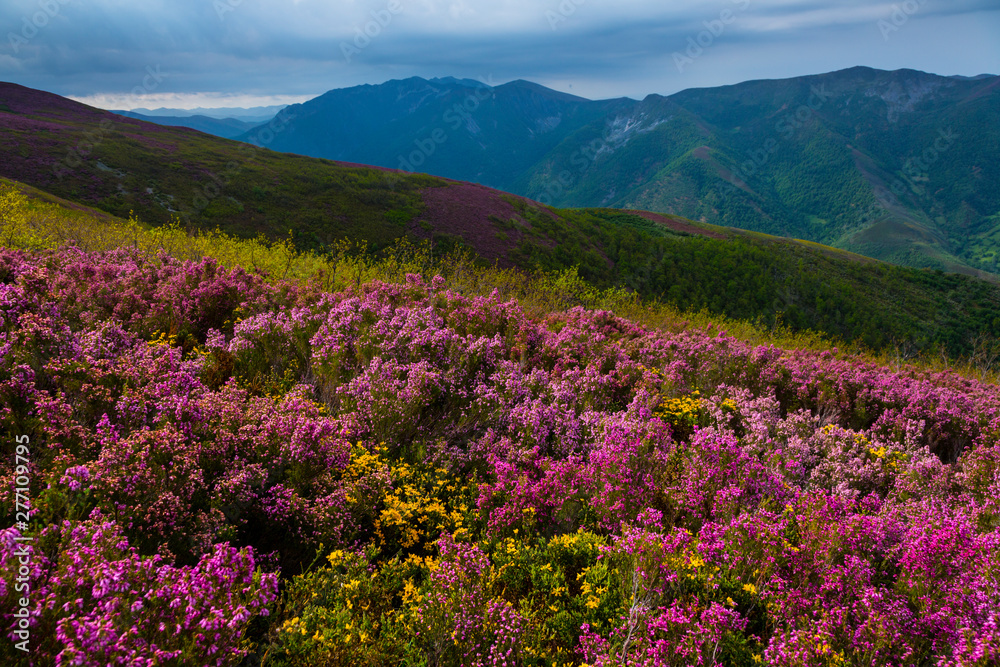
[1,242,998,666]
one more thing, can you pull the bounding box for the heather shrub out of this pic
[413,533,528,667]
[0,517,277,666]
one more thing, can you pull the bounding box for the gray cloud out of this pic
[1,0,997,106]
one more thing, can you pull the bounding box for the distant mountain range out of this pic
[120,104,288,122]
[241,76,629,194]
[111,110,259,139]
[236,68,999,276]
[3,80,1000,355]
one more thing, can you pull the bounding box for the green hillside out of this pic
[521,67,1000,275]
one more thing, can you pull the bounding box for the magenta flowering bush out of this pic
[1,516,276,667]
[414,533,527,666]
[1,247,999,665]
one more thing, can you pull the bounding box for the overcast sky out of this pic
[2,0,998,109]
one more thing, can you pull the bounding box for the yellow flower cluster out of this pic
[579,578,607,609]
[654,390,704,428]
[867,444,907,470]
[501,535,522,556]
[549,528,600,552]
[343,443,388,481]
[374,461,470,552]
[819,426,907,471]
[339,443,392,506]
[149,330,179,347]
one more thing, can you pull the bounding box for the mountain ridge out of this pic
[112,110,258,139]
[244,67,999,276]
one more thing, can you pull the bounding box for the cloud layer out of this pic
[2,0,998,107]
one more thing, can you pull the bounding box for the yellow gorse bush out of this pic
[374,460,473,554]
[654,391,708,436]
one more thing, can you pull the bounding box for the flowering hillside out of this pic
[1,246,998,666]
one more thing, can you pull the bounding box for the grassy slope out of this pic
[0,82,445,253]
[3,82,1000,356]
